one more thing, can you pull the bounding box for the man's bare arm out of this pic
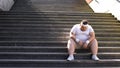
[70,32,76,42]
[89,32,95,42]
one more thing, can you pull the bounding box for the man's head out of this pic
[80,20,89,31]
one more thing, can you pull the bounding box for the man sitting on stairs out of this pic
[67,19,99,61]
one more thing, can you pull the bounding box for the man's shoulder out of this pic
[73,24,80,27]
[88,25,92,28]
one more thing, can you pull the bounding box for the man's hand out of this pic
[82,40,90,48]
[76,38,80,43]
[86,40,90,45]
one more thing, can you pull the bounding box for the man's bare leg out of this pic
[89,39,99,60]
[67,39,76,61]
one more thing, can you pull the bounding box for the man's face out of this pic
[80,22,88,31]
[81,25,88,31]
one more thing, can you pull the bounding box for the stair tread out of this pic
[0,14,116,19]
[0,52,120,54]
[0,67,119,68]
[0,11,111,14]
[0,46,120,48]
[0,59,120,62]
[0,40,120,43]
[0,59,119,67]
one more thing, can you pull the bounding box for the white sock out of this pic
[92,55,97,57]
[67,55,74,61]
[69,55,73,57]
[92,55,99,60]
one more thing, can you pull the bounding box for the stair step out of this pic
[0,25,120,29]
[0,52,119,59]
[0,19,117,22]
[0,11,112,16]
[0,32,120,37]
[0,16,114,20]
[0,24,120,28]
[0,14,112,18]
[0,32,119,35]
[0,28,120,30]
[0,36,119,40]
[0,36,120,41]
[0,21,119,24]
[0,67,119,68]
[0,59,119,67]
[0,41,120,45]
[0,46,119,52]
[0,29,120,33]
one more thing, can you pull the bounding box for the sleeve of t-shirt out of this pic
[70,25,77,34]
[89,25,94,32]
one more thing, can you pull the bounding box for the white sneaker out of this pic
[67,55,74,61]
[92,55,100,61]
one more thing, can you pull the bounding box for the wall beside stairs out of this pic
[0,0,14,11]
[86,0,120,21]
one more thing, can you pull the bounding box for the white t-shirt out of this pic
[70,24,94,42]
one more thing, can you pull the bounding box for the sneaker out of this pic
[67,55,74,61]
[92,55,100,61]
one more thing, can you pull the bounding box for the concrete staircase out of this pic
[0,0,120,68]
[0,11,120,68]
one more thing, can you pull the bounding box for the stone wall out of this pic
[0,0,14,11]
[87,0,120,20]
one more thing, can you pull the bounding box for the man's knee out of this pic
[89,39,98,46]
[68,38,76,44]
[67,39,76,48]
